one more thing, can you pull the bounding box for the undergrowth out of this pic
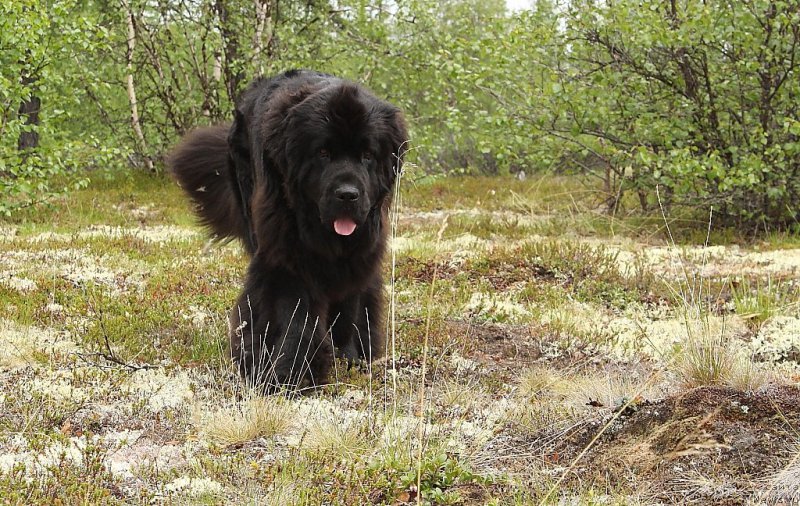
[0,173,798,504]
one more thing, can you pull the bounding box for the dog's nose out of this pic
[335,185,360,202]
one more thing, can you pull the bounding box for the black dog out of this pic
[168,70,408,390]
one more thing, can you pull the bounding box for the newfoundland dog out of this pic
[168,70,408,391]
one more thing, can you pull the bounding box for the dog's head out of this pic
[261,79,408,238]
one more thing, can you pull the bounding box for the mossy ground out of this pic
[1,172,799,504]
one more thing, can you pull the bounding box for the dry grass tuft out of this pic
[517,365,564,399]
[510,398,574,436]
[560,372,656,412]
[671,317,770,391]
[726,354,771,392]
[200,396,295,446]
[673,322,736,388]
[762,447,800,505]
[438,379,484,413]
[505,366,574,434]
[265,477,302,506]
[302,412,376,459]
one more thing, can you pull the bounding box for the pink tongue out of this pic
[333,218,357,236]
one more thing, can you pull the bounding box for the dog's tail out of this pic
[167,124,249,245]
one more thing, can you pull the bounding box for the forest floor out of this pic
[1,172,799,505]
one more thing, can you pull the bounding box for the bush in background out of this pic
[1,0,799,230]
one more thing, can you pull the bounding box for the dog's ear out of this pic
[256,85,321,208]
[375,107,408,183]
[229,109,250,172]
[259,85,318,174]
[227,109,258,253]
[366,107,408,201]
[229,109,252,190]
[387,110,409,174]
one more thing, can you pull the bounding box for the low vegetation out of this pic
[1,172,799,504]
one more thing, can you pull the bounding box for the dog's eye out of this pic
[362,152,373,162]
[319,148,330,159]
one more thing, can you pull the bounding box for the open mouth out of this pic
[333,217,357,236]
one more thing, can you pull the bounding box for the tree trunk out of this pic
[121,0,154,171]
[214,0,244,103]
[252,0,274,75]
[17,63,40,152]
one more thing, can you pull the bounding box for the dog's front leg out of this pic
[228,261,332,392]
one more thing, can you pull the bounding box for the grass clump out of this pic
[671,316,769,391]
[437,379,485,414]
[561,373,655,413]
[674,328,735,388]
[200,396,295,447]
[726,355,771,392]
[506,366,573,435]
[517,366,564,400]
[264,476,303,506]
[303,412,376,459]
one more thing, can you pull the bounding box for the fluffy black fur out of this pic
[168,70,408,390]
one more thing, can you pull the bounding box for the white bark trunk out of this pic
[252,0,272,75]
[122,0,154,171]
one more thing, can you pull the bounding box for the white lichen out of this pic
[164,476,224,496]
[465,292,531,323]
[750,316,800,368]
[0,319,78,368]
[126,368,195,412]
[0,275,37,292]
[181,304,213,327]
[79,225,198,243]
[2,248,145,294]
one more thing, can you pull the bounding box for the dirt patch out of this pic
[445,321,629,385]
[552,385,800,504]
[395,257,462,284]
[447,321,542,369]
[396,256,554,290]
